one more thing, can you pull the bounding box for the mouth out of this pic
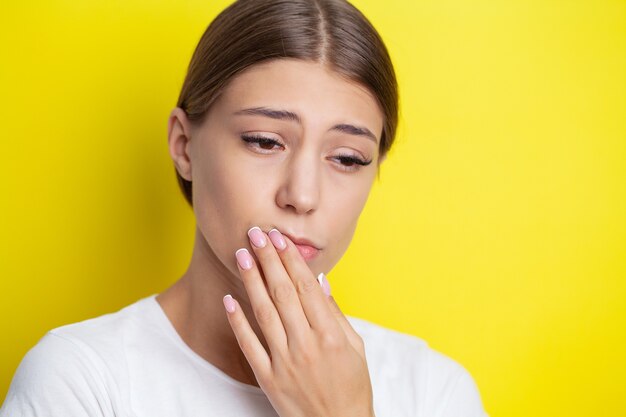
[279,231,321,261]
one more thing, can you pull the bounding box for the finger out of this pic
[324,294,365,355]
[267,228,341,335]
[247,227,310,344]
[222,294,272,383]
[235,247,287,358]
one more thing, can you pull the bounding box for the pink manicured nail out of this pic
[319,272,331,296]
[268,228,287,250]
[235,248,253,270]
[223,294,236,313]
[247,226,267,248]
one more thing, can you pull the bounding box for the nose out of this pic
[275,150,320,215]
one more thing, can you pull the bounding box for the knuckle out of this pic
[296,277,318,295]
[272,283,295,303]
[293,348,314,366]
[257,371,275,392]
[274,356,300,383]
[254,247,270,268]
[286,360,301,380]
[284,248,300,264]
[238,339,254,355]
[320,331,341,350]
[256,247,272,262]
[231,311,245,327]
[241,270,257,284]
[254,304,275,324]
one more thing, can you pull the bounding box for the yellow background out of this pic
[1,1,625,415]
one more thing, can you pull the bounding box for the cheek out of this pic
[319,185,372,272]
[193,145,264,220]
[191,154,268,273]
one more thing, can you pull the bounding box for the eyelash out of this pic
[240,134,372,172]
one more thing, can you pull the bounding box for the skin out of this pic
[159,58,386,415]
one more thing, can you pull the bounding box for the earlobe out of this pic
[167,107,193,182]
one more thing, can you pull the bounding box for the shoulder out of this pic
[39,295,159,379]
[0,331,113,416]
[346,315,488,417]
[48,295,155,351]
[0,295,156,417]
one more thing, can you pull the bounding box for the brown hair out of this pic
[175,0,399,207]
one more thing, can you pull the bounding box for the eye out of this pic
[241,134,284,153]
[331,153,373,172]
[240,134,372,172]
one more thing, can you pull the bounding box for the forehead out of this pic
[215,59,384,138]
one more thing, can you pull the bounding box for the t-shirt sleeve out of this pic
[439,365,489,417]
[0,332,114,417]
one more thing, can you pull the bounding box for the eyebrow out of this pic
[233,106,378,144]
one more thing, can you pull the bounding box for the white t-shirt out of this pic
[1,294,488,417]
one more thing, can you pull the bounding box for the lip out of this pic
[280,231,321,260]
[280,231,321,249]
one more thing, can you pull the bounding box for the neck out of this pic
[156,225,267,388]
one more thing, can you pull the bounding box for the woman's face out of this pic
[172,58,384,279]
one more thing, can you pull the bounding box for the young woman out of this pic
[1,0,487,416]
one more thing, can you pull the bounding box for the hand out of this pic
[222,226,375,417]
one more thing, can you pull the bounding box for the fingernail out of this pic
[223,294,236,313]
[318,272,331,296]
[235,248,253,270]
[268,228,287,250]
[247,226,267,248]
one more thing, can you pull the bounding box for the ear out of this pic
[167,107,193,182]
